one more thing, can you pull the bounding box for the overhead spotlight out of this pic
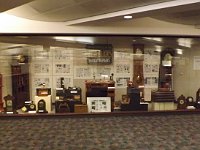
[124,15,132,19]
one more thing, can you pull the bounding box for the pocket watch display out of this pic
[28,102,36,113]
[21,106,27,112]
[30,103,36,110]
[21,101,36,113]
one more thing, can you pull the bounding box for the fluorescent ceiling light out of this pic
[144,37,162,42]
[124,15,132,19]
[177,38,192,48]
[54,37,94,44]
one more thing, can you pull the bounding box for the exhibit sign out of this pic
[87,57,112,65]
[87,97,111,112]
[86,44,113,64]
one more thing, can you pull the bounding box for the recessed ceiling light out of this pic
[176,48,183,55]
[124,15,132,19]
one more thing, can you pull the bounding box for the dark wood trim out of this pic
[0,110,200,118]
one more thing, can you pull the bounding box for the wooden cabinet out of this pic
[85,80,115,111]
[11,65,30,109]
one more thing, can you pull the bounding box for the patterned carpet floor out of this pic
[0,114,200,150]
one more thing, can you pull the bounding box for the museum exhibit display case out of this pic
[0,34,199,116]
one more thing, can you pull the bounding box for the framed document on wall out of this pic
[87,97,111,113]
